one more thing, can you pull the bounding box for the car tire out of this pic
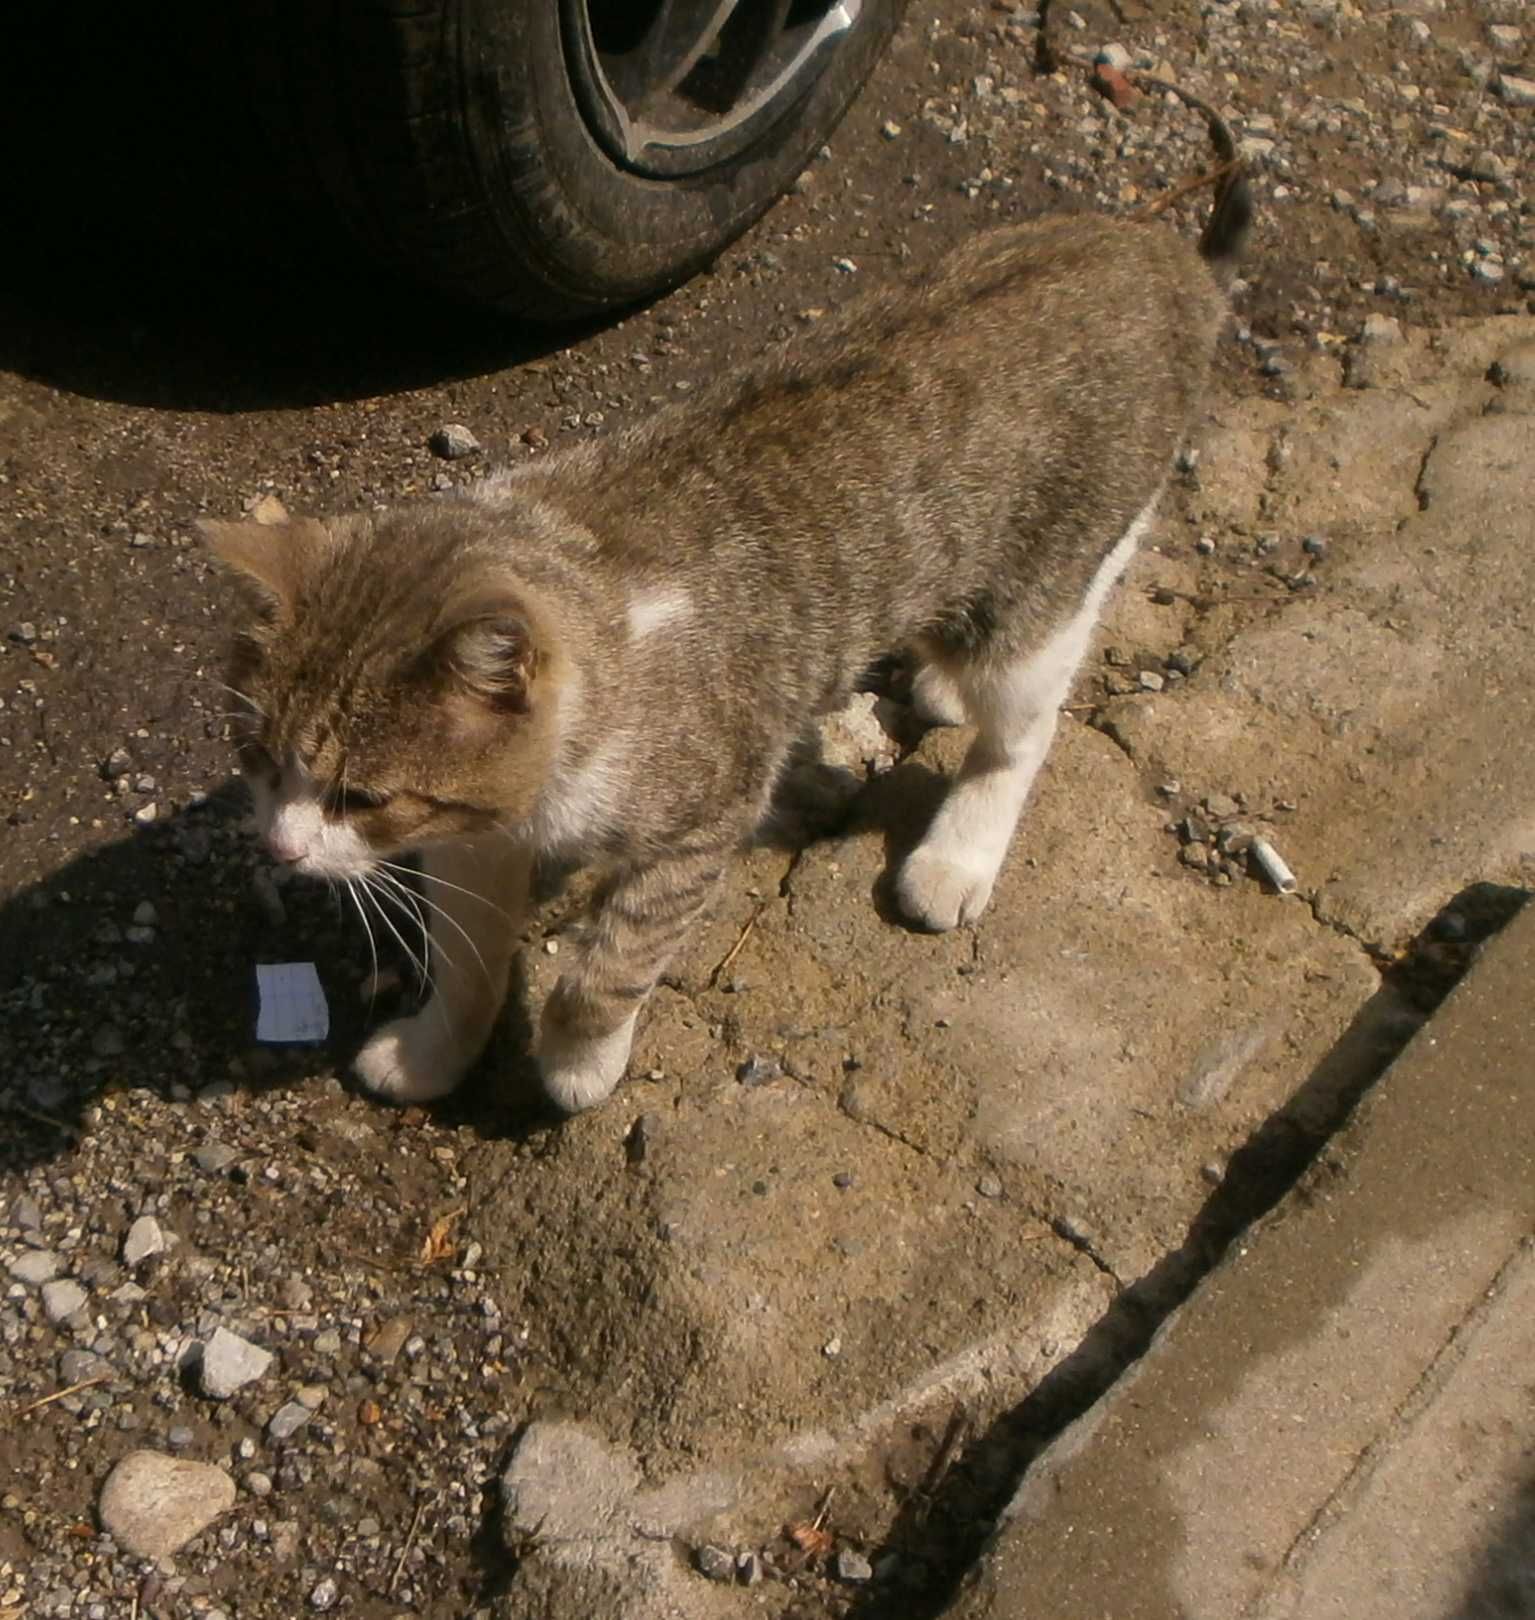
[249,0,907,320]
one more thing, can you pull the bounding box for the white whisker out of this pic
[345,880,381,1013]
[377,869,493,992]
[375,858,518,927]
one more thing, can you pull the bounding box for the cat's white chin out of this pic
[537,1011,638,1115]
[353,1012,472,1103]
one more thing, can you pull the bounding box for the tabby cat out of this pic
[205,183,1248,1113]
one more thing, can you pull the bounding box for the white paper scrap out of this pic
[255,962,330,1044]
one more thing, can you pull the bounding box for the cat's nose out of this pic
[267,832,307,865]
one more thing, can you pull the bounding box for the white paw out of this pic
[537,1012,637,1115]
[354,1012,474,1103]
[910,664,967,728]
[896,848,999,932]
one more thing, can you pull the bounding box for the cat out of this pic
[203,179,1249,1115]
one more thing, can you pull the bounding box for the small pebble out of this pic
[428,424,479,460]
[41,1278,88,1322]
[837,1547,875,1584]
[832,1171,855,1190]
[736,1055,782,1087]
[245,1471,274,1498]
[123,1216,167,1265]
[8,1248,62,1286]
[695,1545,736,1582]
[309,1576,339,1612]
[267,1401,314,1441]
[201,1326,274,1400]
[167,1425,196,1451]
[976,1174,1004,1200]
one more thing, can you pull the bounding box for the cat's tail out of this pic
[1199,163,1252,278]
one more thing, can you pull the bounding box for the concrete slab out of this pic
[942,900,1535,1620]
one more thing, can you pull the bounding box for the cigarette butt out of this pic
[1251,837,1297,895]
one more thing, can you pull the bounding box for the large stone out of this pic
[98,1451,236,1561]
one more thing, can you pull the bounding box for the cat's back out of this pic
[871,213,1229,381]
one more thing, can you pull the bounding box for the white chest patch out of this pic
[626,588,693,641]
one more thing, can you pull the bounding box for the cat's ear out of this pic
[431,601,538,715]
[197,516,340,619]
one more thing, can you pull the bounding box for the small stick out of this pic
[13,1374,110,1417]
[709,904,764,988]
[389,1493,428,1594]
[1132,159,1240,222]
[810,1485,837,1533]
[918,1405,968,1503]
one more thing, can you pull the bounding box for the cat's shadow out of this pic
[0,715,951,1174]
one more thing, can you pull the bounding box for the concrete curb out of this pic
[943,902,1535,1620]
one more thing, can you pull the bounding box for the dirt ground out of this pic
[2,3,1532,1619]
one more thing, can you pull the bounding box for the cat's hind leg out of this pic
[354,836,532,1103]
[895,505,1153,932]
[909,659,968,727]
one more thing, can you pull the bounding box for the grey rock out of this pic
[429,424,480,460]
[1204,793,1240,819]
[837,1547,875,1583]
[98,1450,236,1561]
[193,1143,238,1175]
[1096,41,1133,69]
[1360,313,1402,345]
[1138,670,1165,692]
[200,1326,274,1399]
[167,1425,195,1450]
[8,1248,62,1286]
[123,1216,166,1265]
[1495,72,1535,108]
[61,1349,111,1384]
[132,900,158,927]
[41,1278,88,1322]
[245,1471,273,1498]
[309,1576,339,1611]
[102,747,132,779]
[695,1545,736,1582]
[976,1174,1004,1200]
[11,1195,43,1230]
[737,1550,764,1585]
[736,1055,783,1087]
[1471,260,1505,286]
[267,1400,314,1441]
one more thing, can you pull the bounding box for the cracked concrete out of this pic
[456,318,1535,1614]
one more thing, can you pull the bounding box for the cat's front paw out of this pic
[895,849,998,933]
[354,1013,473,1104]
[537,1012,638,1115]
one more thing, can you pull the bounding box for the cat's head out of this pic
[202,508,560,878]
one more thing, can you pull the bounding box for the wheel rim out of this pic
[562,0,864,178]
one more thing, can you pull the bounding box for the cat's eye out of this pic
[326,784,393,816]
